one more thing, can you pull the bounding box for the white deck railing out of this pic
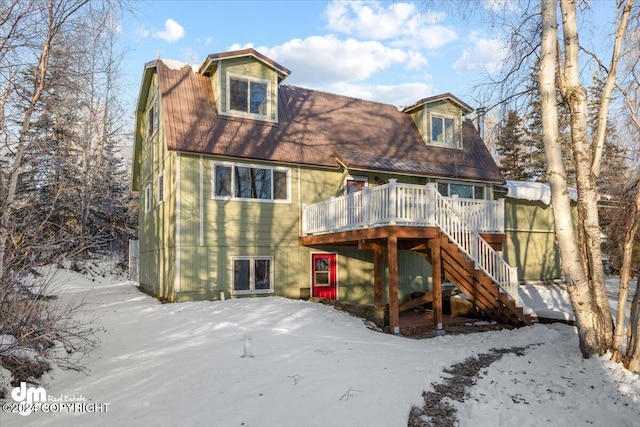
[301,180,518,304]
[302,180,504,235]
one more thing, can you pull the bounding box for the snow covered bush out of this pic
[0,270,96,386]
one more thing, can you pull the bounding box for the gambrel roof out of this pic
[152,58,503,183]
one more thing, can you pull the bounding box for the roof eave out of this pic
[403,93,473,115]
[132,61,158,192]
[198,48,291,78]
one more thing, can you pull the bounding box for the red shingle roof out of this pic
[156,60,503,183]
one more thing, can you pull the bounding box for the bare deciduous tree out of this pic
[0,0,131,389]
[468,0,638,366]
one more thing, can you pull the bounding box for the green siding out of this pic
[503,198,564,282]
[409,108,426,142]
[134,61,493,307]
[168,154,434,303]
[217,57,279,121]
[137,73,178,300]
[408,99,464,148]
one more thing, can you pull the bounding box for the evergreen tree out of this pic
[496,109,531,181]
[523,68,547,182]
[523,67,575,184]
[587,70,628,195]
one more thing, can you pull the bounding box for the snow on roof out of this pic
[160,58,198,73]
[505,180,578,205]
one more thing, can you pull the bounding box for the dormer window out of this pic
[228,74,269,117]
[430,113,459,147]
[403,94,471,149]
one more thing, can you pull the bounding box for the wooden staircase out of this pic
[417,233,532,326]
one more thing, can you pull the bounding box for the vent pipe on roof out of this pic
[476,107,487,140]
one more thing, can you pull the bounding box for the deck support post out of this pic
[429,237,445,336]
[373,249,384,308]
[387,235,400,335]
[373,248,385,326]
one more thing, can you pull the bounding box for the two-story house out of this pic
[131,48,532,334]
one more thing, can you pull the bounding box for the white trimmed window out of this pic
[212,162,290,202]
[430,113,459,147]
[227,73,269,118]
[437,181,485,200]
[144,184,152,213]
[344,175,368,195]
[232,256,274,295]
[157,171,165,204]
[148,95,158,138]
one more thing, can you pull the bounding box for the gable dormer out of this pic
[403,93,473,149]
[199,48,290,123]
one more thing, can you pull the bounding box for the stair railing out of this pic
[428,183,520,306]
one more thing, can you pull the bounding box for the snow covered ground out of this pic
[1,266,639,426]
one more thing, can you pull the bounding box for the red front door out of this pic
[312,254,337,300]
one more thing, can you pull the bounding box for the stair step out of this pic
[413,231,531,326]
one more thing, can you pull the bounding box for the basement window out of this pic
[232,256,274,295]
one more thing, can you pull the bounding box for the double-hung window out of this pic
[437,181,485,200]
[144,184,152,213]
[232,256,274,294]
[157,171,165,204]
[344,176,368,195]
[228,74,269,117]
[148,96,158,138]
[213,162,289,202]
[431,114,458,147]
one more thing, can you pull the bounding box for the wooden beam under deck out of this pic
[299,226,440,246]
[299,225,517,332]
[480,233,506,251]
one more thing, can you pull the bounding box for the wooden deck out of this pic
[300,224,530,335]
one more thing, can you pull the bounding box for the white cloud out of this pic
[408,25,459,50]
[295,81,434,108]
[323,1,456,48]
[452,33,507,73]
[227,42,254,51]
[259,35,425,84]
[153,19,185,43]
[135,24,151,40]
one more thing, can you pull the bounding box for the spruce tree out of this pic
[523,86,547,181]
[496,109,531,181]
[523,67,575,184]
[588,70,628,195]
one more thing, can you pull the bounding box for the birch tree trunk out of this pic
[612,183,640,364]
[539,0,611,357]
[628,273,640,371]
[557,0,614,354]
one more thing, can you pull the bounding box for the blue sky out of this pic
[118,0,616,111]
